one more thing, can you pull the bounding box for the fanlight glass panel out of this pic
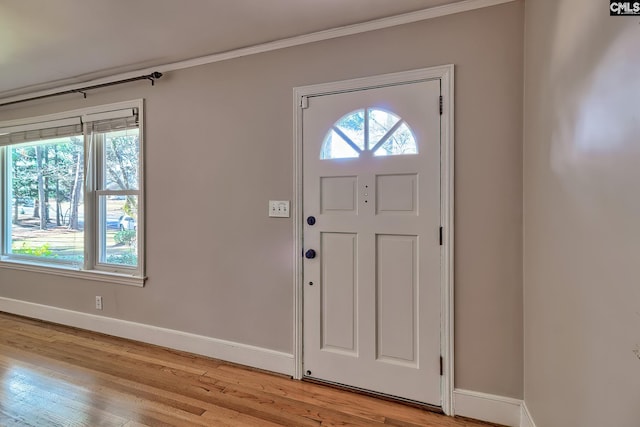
[321,130,360,159]
[320,108,418,159]
[335,110,365,151]
[369,109,401,147]
[374,122,418,157]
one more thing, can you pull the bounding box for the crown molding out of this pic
[0,0,516,106]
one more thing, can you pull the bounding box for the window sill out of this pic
[0,259,146,287]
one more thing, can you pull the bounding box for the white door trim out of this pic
[292,64,455,415]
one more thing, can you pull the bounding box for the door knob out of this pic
[305,249,316,259]
[307,216,316,226]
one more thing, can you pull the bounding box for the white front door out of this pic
[302,78,442,406]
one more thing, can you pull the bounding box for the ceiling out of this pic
[0,0,465,99]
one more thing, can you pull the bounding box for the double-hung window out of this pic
[0,100,145,285]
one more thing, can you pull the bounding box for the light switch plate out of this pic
[269,200,290,217]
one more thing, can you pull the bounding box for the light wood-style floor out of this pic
[0,312,495,427]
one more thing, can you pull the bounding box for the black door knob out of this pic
[305,249,316,259]
[307,216,316,226]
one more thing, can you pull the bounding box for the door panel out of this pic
[321,232,358,354]
[376,234,418,366]
[376,174,418,214]
[320,176,358,214]
[302,79,441,405]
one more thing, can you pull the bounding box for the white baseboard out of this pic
[453,389,522,427]
[0,298,538,427]
[0,297,294,376]
[520,402,537,427]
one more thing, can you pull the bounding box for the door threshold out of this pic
[301,376,443,414]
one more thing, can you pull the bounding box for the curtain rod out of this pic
[0,72,163,108]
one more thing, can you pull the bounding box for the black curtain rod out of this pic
[0,72,163,108]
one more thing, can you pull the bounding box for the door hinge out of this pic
[300,96,309,109]
[440,356,444,376]
[439,226,443,246]
[439,95,443,115]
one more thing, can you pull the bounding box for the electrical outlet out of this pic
[95,296,103,310]
[269,200,290,218]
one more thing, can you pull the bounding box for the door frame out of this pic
[292,65,455,415]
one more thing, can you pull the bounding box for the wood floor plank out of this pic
[0,344,210,421]
[0,312,497,427]
[207,363,455,426]
[0,339,280,425]
[0,358,200,426]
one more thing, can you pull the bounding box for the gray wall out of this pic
[524,0,640,425]
[0,2,524,398]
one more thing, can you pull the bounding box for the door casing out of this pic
[292,65,455,415]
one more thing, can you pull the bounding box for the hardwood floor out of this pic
[0,312,494,427]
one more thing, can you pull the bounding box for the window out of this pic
[321,108,418,159]
[0,101,144,285]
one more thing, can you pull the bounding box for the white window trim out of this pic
[0,100,146,287]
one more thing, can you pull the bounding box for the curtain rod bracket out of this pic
[147,72,163,86]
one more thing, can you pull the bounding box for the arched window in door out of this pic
[321,108,418,159]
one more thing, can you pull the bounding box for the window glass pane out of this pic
[335,109,365,151]
[321,130,360,159]
[103,128,139,190]
[321,108,419,159]
[99,195,138,267]
[9,137,84,263]
[374,123,418,157]
[368,109,401,147]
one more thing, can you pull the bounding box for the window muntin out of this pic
[335,109,365,152]
[321,129,361,159]
[0,101,144,283]
[320,108,418,159]
[374,122,417,157]
[369,109,401,147]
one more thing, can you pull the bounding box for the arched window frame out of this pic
[320,108,418,159]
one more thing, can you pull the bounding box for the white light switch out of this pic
[269,200,290,217]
